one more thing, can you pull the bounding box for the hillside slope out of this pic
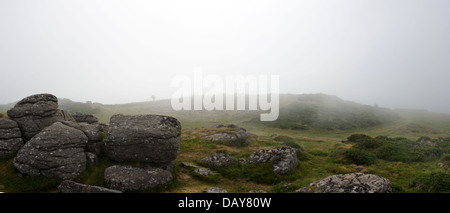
[1,93,450,134]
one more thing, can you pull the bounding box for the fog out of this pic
[1,0,449,113]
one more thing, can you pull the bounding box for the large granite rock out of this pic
[248,146,299,175]
[104,165,173,191]
[0,118,24,156]
[13,122,88,180]
[296,173,392,193]
[7,94,76,141]
[58,180,122,193]
[105,114,181,167]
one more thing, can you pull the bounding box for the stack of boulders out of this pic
[6,94,90,180]
[103,114,181,191]
[1,93,181,192]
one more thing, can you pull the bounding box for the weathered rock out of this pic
[71,112,99,124]
[13,122,88,180]
[104,165,173,191]
[105,114,181,167]
[58,180,122,193]
[204,187,228,193]
[0,118,24,156]
[299,173,392,193]
[202,124,249,144]
[7,94,76,141]
[62,121,105,156]
[201,154,235,167]
[194,168,215,176]
[248,146,299,175]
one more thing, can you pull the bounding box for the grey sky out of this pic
[1,0,449,113]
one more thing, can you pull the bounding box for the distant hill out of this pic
[1,93,450,134]
[248,94,400,130]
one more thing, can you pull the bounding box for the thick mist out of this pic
[1,0,449,113]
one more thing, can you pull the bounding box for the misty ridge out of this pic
[2,93,448,134]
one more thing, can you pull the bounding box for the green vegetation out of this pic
[343,134,449,163]
[410,172,450,193]
[343,148,376,165]
[1,93,450,193]
[250,94,399,131]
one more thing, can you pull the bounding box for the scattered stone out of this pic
[58,180,122,193]
[0,118,24,156]
[104,165,173,191]
[201,154,235,167]
[202,124,249,144]
[180,162,199,168]
[204,187,228,193]
[249,190,267,193]
[13,122,88,180]
[282,183,292,188]
[299,173,392,193]
[295,187,312,193]
[105,114,181,168]
[71,112,99,124]
[213,124,239,129]
[239,158,247,164]
[7,94,76,141]
[194,168,215,176]
[248,146,299,175]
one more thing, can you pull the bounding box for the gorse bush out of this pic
[410,172,450,193]
[343,148,376,165]
[344,135,450,163]
[273,135,303,151]
[347,134,373,143]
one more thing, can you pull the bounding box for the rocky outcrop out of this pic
[0,118,24,156]
[248,146,299,175]
[104,165,173,191]
[71,112,99,124]
[13,122,88,180]
[201,154,235,167]
[296,173,392,193]
[105,114,181,168]
[202,124,249,145]
[7,94,76,141]
[58,180,122,193]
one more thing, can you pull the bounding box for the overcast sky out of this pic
[1,0,449,113]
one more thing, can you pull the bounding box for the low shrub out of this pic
[343,148,376,165]
[347,134,373,143]
[410,172,450,193]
